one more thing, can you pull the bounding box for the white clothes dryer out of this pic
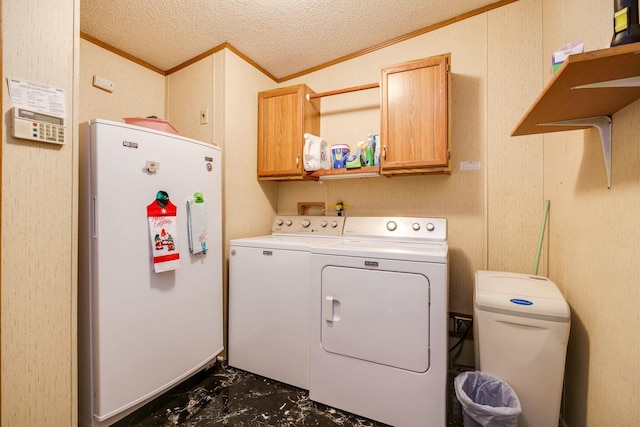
[228,216,344,389]
[309,217,449,427]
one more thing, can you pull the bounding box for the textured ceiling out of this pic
[80,0,501,79]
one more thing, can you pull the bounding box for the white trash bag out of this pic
[454,371,522,427]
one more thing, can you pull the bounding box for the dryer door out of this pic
[320,265,430,373]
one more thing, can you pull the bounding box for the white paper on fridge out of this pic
[147,194,181,273]
[187,198,208,255]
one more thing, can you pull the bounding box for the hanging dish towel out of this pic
[147,191,181,273]
[187,195,207,255]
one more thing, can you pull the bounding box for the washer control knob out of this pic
[301,219,311,228]
[386,221,397,231]
[426,222,435,231]
[276,219,283,226]
[412,223,421,231]
[330,221,338,228]
[285,220,293,226]
[320,220,328,227]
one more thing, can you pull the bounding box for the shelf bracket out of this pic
[538,116,612,189]
[572,76,640,90]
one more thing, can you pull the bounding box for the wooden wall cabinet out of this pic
[257,55,451,181]
[380,54,450,176]
[257,84,320,180]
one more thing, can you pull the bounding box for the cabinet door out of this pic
[381,55,450,175]
[257,85,320,180]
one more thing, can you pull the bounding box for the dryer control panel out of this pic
[342,217,447,242]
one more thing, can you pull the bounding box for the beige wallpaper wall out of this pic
[487,1,544,275]
[541,0,640,424]
[219,50,279,242]
[79,39,166,124]
[1,0,79,425]
[166,55,214,144]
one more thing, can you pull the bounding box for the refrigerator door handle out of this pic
[92,197,97,238]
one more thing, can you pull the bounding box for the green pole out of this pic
[533,200,550,275]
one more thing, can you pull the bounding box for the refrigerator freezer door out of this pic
[79,120,223,423]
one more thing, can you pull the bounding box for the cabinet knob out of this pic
[383,145,386,161]
[296,154,300,168]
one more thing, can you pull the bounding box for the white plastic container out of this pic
[330,144,350,169]
[303,133,330,171]
[372,134,380,166]
[474,270,570,427]
[123,117,179,134]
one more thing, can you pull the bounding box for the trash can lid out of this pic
[475,270,570,322]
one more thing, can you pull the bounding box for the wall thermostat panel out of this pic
[12,107,66,145]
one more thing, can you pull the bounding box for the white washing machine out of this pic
[309,217,449,427]
[228,215,345,389]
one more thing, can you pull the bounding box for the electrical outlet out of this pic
[93,75,115,92]
[200,109,209,125]
[454,316,472,334]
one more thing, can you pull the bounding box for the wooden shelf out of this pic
[512,42,640,188]
[304,166,380,180]
[512,42,640,136]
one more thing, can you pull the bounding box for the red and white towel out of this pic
[147,193,180,273]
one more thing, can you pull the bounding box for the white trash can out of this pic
[454,370,521,427]
[474,271,570,427]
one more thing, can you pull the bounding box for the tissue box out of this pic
[551,40,583,74]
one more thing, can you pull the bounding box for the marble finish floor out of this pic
[113,363,468,427]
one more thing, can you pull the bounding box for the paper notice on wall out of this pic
[6,77,67,119]
[460,161,481,171]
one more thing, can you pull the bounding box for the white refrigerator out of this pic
[78,119,223,426]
